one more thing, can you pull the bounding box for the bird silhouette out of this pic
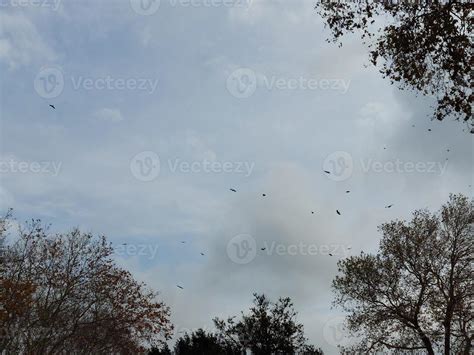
[336,210,341,215]
[177,285,183,289]
[311,211,315,214]
[329,253,333,256]
[261,247,266,251]
[262,193,266,197]
[346,190,350,193]
[49,104,55,109]
[324,170,331,174]
[385,204,394,208]
[200,252,204,256]
[230,188,237,192]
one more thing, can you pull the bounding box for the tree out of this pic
[173,328,240,355]
[149,343,172,355]
[0,214,173,354]
[332,194,473,354]
[214,293,323,355]
[316,1,473,130]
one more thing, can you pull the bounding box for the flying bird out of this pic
[385,204,394,209]
[230,188,237,192]
[262,193,266,197]
[49,104,55,109]
[336,210,341,215]
[261,247,266,251]
[329,253,333,256]
[177,285,183,289]
[346,190,350,193]
[324,170,331,174]
[200,252,205,256]
[311,211,315,214]
[180,241,186,244]
[428,129,432,132]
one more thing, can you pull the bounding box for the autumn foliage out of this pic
[317,1,473,128]
[0,214,172,354]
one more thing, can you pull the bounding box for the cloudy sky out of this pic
[0,0,472,353]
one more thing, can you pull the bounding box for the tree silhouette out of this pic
[0,214,173,354]
[149,343,172,355]
[214,293,323,355]
[317,1,473,130]
[173,328,240,355]
[332,194,473,354]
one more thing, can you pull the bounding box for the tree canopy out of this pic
[332,193,473,354]
[214,293,323,355]
[0,214,173,354]
[317,0,473,130]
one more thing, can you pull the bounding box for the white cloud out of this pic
[0,12,56,70]
[93,108,124,122]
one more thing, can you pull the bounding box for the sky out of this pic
[0,0,473,353]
